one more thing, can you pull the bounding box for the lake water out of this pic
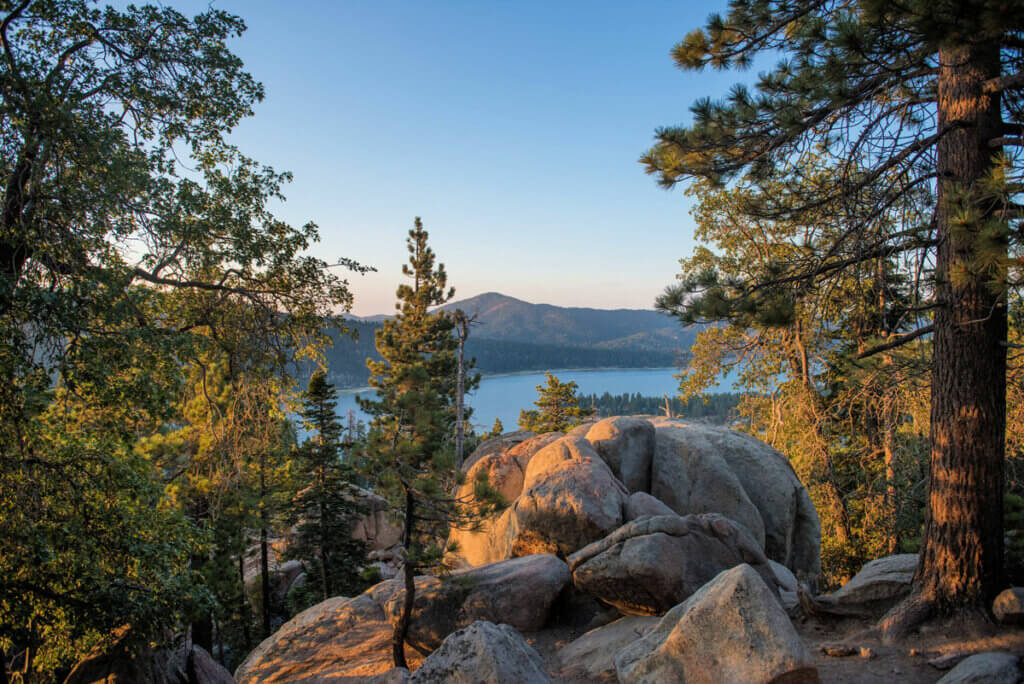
[335,366,743,434]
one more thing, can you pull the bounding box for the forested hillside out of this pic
[326,294,695,387]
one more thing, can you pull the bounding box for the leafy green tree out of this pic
[0,1,359,677]
[518,372,595,433]
[645,0,1024,633]
[359,219,497,669]
[288,370,369,605]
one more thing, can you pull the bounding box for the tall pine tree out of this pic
[645,0,1024,635]
[359,218,495,668]
[289,370,368,605]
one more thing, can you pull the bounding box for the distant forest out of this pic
[324,320,681,388]
[581,391,742,424]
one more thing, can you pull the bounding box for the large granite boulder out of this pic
[650,424,767,549]
[378,554,570,653]
[585,417,655,493]
[509,436,629,557]
[936,652,1021,684]
[557,616,658,681]
[234,594,411,683]
[817,554,917,611]
[409,621,550,684]
[614,564,820,684]
[700,426,821,585]
[446,432,564,567]
[568,513,780,616]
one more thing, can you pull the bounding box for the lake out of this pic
[335,366,743,433]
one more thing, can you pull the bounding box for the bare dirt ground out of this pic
[522,614,1024,683]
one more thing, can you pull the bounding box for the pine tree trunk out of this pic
[319,497,330,601]
[392,486,416,669]
[917,42,1007,612]
[238,554,252,653]
[454,315,468,470]
[260,458,272,639]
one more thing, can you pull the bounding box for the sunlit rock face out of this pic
[614,564,820,684]
[446,417,822,589]
[234,554,569,683]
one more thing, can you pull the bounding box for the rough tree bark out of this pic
[882,40,1008,638]
[392,485,416,669]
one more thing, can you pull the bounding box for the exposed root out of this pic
[797,586,872,620]
[877,593,936,644]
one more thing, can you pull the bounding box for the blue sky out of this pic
[171,1,743,315]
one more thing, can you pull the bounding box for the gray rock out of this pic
[820,554,917,609]
[378,554,571,652]
[770,559,800,613]
[586,417,655,492]
[993,587,1024,624]
[510,436,628,557]
[625,492,677,521]
[569,513,779,616]
[410,621,550,684]
[936,652,1021,684]
[650,424,767,548]
[699,426,822,586]
[558,616,658,681]
[614,564,820,684]
[506,432,565,471]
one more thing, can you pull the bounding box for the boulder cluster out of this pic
[236,417,826,683]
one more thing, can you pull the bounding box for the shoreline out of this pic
[336,366,682,395]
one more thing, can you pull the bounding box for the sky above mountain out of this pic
[164,1,756,316]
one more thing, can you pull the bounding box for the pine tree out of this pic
[518,372,595,433]
[359,218,495,668]
[288,370,368,605]
[645,0,1024,634]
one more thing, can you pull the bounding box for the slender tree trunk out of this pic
[883,391,900,556]
[454,313,469,470]
[238,554,252,653]
[260,457,272,639]
[319,497,330,601]
[915,42,1007,613]
[392,486,416,669]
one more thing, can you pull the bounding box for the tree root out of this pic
[876,592,936,644]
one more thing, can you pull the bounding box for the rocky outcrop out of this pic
[557,616,658,681]
[568,513,780,616]
[234,594,408,683]
[650,424,767,549]
[446,420,821,590]
[585,417,655,492]
[936,652,1021,684]
[236,554,568,682]
[377,554,571,652]
[817,554,917,611]
[446,432,564,567]
[993,587,1024,624]
[409,621,550,684]
[66,629,233,684]
[509,436,629,557]
[614,564,819,684]
[352,488,404,552]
